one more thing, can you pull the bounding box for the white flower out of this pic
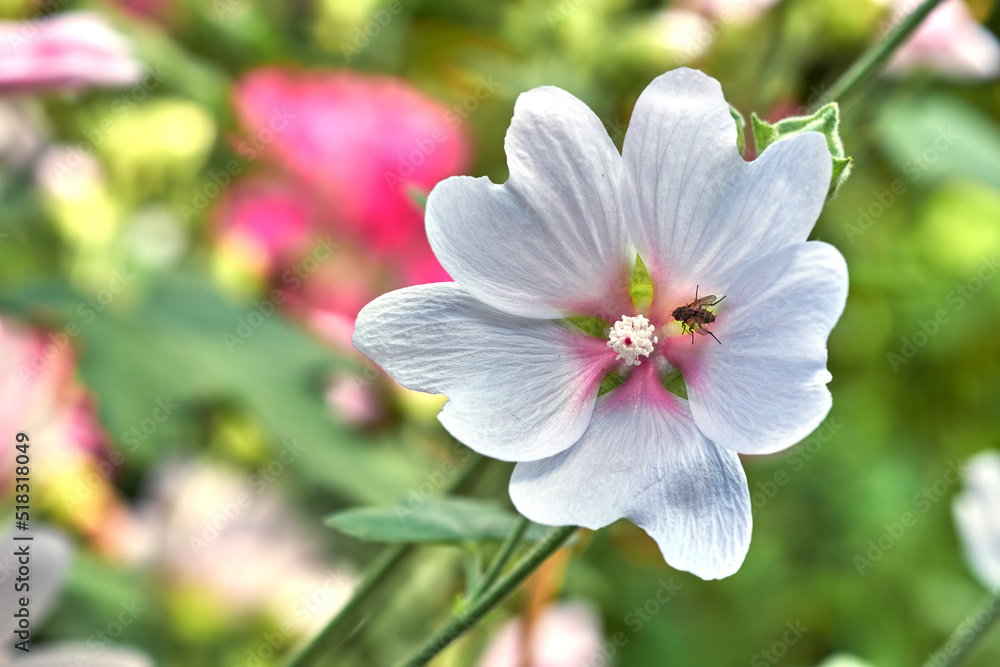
[354,68,848,579]
[885,0,1000,80]
[953,451,1000,591]
[0,527,152,667]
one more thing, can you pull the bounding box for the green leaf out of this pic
[325,498,550,544]
[751,103,852,199]
[729,103,746,156]
[631,254,653,312]
[0,272,430,504]
[876,92,1000,192]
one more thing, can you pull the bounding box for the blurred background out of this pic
[1,0,999,665]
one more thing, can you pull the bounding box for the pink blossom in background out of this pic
[0,12,143,93]
[212,178,314,277]
[270,243,380,341]
[122,460,357,631]
[325,371,381,426]
[232,68,470,285]
[0,319,106,493]
[478,602,605,667]
[650,0,777,61]
[105,0,175,23]
[886,0,1000,79]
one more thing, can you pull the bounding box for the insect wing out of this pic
[688,295,718,309]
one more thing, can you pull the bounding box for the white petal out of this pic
[621,68,832,310]
[426,87,631,320]
[12,644,153,667]
[0,528,71,637]
[953,451,1000,591]
[510,363,751,579]
[673,242,848,455]
[354,283,615,461]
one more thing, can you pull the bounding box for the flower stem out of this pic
[468,515,531,601]
[816,0,946,107]
[285,451,487,667]
[398,525,578,667]
[922,592,1000,667]
[294,543,413,666]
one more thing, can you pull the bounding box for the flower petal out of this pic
[509,363,751,579]
[953,451,1000,591]
[0,13,142,93]
[353,283,615,461]
[426,87,630,320]
[674,241,848,455]
[621,68,832,310]
[0,528,71,637]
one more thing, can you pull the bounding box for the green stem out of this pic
[468,516,530,601]
[816,0,946,107]
[296,544,412,664]
[398,525,578,667]
[286,451,487,667]
[922,592,1000,667]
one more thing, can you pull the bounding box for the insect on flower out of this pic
[672,286,725,344]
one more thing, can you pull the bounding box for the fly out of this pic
[671,286,725,344]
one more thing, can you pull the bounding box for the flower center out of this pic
[607,314,657,366]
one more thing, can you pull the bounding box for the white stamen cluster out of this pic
[607,314,658,366]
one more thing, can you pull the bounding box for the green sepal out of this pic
[661,369,688,400]
[751,102,852,199]
[565,315,609,339]
[750,112,779,154]
[729,103,746,156]
[631,254,653,312]
[598,368,629,397]
[831,155,853,191]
